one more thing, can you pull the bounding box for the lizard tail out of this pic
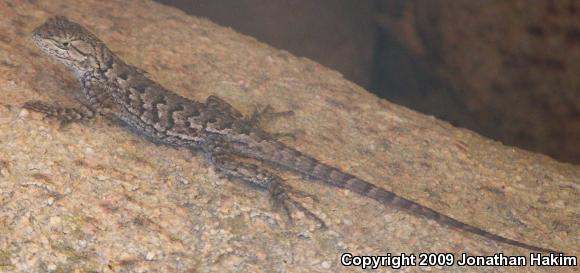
[248,140,559,253]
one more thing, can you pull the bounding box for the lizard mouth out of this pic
[30,32,41,46]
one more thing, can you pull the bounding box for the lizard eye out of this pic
[49,39,71,50]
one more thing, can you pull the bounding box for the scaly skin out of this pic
[24,16,558,253]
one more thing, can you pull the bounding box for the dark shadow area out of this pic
[156,0,580,164]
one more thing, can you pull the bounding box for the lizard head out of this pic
[32,16,107,76]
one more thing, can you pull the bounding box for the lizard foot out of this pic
[249,104,294,125]
[23,100,95,125]
[249,104,302,141]
[269,181,326,229]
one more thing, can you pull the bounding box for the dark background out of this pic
[157,0,580,164]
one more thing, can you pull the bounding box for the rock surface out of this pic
[0,1,577,272]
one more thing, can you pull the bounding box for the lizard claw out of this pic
[23,100,54,114]
[279,183,319,203]
[270,132,297,141]
[270,129,305,141]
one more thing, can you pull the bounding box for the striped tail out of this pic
[246,140,558,253]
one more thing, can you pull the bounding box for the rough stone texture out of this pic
[378,0,580,164]
[0,1,578,273]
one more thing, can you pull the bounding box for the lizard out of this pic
[24,16,558,254]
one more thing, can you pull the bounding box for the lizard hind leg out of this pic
[209,153,325,229]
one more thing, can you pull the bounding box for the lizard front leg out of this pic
[23,82,113,124]
[23,101,96,123]
[208,151,325,228]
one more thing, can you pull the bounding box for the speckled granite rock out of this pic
[0,1,577,272]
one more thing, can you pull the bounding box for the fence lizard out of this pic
[24,16,558,253]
